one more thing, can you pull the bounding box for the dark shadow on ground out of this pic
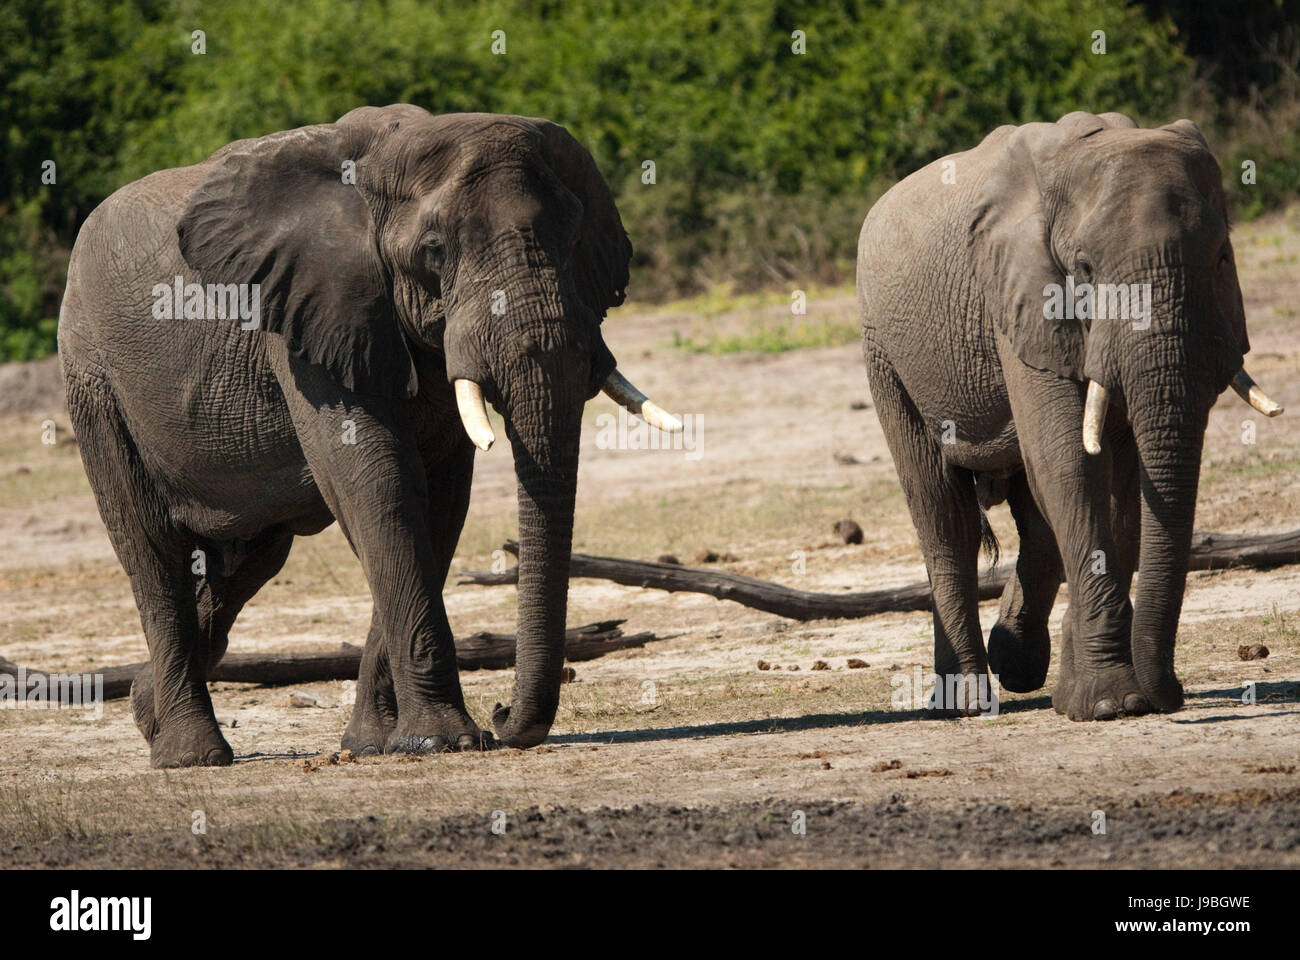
[548,693,1054,746]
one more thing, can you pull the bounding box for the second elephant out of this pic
[856,111,1282,720]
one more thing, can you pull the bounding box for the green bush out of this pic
[0,0,1291,361]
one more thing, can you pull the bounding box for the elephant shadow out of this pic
[547,693,1054,746]
[1168,681,1300,724]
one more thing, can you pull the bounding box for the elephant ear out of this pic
[178,124,416,398]
[969,121,1084,380]
[529,120,633,322]
[1161,117,1210,149]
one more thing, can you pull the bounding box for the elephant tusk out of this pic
[601,369,683,432]
[1082,380,1109,455]
[454,379,496,452]
[1230,368,1284,418]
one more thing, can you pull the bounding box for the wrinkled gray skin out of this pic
[59,105,634,766]
[858,111,1260,720]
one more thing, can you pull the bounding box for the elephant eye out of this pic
[424,237,446,269]
[1074,256,1094,283]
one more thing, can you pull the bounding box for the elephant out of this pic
[856,110,1282,720]
[57,104,680,767]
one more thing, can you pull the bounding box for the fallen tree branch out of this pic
[0,620,656,703]
[458,529,1300,622]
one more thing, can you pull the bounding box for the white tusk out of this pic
[1082,380,1109,455]
[454,379,495,451]
[1230,368,1284,418]
[601,369,683,432]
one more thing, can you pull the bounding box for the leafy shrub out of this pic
[0,0,1290,360]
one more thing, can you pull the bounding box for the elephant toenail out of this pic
[1123,693,1152,715]
[1093,699,1118,720]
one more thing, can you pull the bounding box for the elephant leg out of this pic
[67,376,231,767]
[1000,359,1150,720]
[130,529,294,746]
[987,471,1061,692]
[284,389,487,754]
[341,440,474,754]
[340,609,398,756]
[867,359,991,715]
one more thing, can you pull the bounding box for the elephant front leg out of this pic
[341,611,398,756]
[384,605,490,753]
[288,395,491,754]
[1002,358,1149,720]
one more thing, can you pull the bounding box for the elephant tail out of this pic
[979,508,1000,569]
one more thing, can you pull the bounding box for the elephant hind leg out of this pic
[866,357,992,715]
[988,471,1061,692]
[66,375,231,767]
[130,528,295,745]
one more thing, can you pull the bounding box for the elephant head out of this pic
[177,105,677,747]
[970,110,1282,710]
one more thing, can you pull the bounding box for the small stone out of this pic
[286,692,319,708]
[657,554,681,565]
[833,519,864,544]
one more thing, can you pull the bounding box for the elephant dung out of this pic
[832,519,864,544]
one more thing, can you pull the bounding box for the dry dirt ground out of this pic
[1,209,1299,869]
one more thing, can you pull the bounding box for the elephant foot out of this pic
[129,670,159,744]
[1052,663,1152,721]
[987,619,1051,693]
[925,672,999,717]
[384,709,494,754]
[341,712,391,758]
[150,719,233,768]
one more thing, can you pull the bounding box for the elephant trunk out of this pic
[491,450,578,747]
[481,289,586,749]
[1125,345,1206,712]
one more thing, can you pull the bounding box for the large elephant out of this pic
[857,111,1282,720]
[58,105,679,767]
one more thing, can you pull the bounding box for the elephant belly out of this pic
[96,315,327,540]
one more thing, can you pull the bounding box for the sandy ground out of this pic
[1,208,1298,869]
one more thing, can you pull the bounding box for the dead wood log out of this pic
[458,529,1300,622]
[0,620,655,703]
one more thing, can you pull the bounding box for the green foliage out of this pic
[672,318,861,355]
[0,0,1292,360]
